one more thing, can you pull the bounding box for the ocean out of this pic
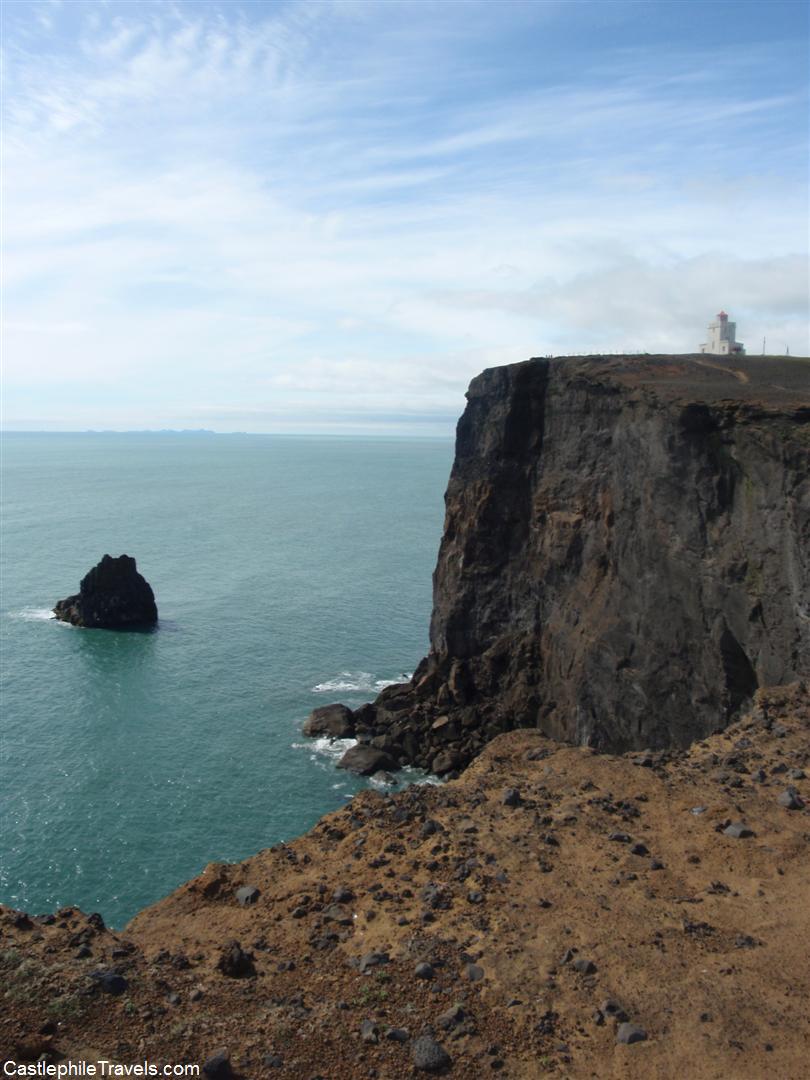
[0,432,453,927]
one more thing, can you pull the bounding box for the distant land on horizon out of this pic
[1,428,456,439]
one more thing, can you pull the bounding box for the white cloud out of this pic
[2,1,807,431]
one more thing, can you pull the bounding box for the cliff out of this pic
[3,355,810,1077]
[329,354,809,772]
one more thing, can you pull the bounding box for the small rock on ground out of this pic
[412,1036,452,1072]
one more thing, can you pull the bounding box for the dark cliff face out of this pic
[421,354,809,753]
[313,354,809,770]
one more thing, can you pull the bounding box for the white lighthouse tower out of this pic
[700,311,745,356]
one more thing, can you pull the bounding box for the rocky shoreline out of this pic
[2,684,808,1077]
[306,354,809,776]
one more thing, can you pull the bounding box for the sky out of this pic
[2,0,809,434]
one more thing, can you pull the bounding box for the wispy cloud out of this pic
[3,0,808,432]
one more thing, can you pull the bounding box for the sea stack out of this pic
[53,554,158,629]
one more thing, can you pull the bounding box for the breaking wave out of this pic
[311,670,412,695]
[9,607,59,623]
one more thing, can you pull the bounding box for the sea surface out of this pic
[0,432,453,927]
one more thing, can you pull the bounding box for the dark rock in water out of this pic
[303,704,355,739]
[337,744,397,776]
[54,554,157,629]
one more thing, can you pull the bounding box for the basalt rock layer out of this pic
[319,355,809,770]
[54,554,158,629]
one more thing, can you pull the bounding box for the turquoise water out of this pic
[0,433,453,927]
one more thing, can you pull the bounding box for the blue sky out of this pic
[3,0,808,433]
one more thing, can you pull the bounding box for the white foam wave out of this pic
[291,736,357,768]
[10,607,57,622]
[311,670,412,694]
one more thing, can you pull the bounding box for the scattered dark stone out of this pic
[75,945,92,959]
[91,970,128,996]
[235,886,260,907]
[217,941,255,978]
[303,704,355,739]
[338,744,398,776]
[333,885,354,904]
[432,750,462,776]
[601,999,629,1023]
[649,858,664,871]
[415,962,435,979]
[683,919,715,938]
[262,1055,283,1069]
[467,891,484,905]
[438,1005,466,1029]
[616,1022,647,1045]
[777,788,805,810]
[724,821,755,839]
[609,832,631,843]
[167,992,181,1006]
[502,788,522,807]
[12,913,33,930]
[464,963,484,982]
[359,951,389,973]
[630,842,649,856]
[54,554,158,629]
[202,1051,231,1079]
[361,1020,380,1044]
[572,958,597,975]
[526,747,550,761]
[421,883,451,910]
[420,819,440,838]
[788,768,806,780]
[411,1036,451,1072]
[535,1010,558,1036]
[86,912,105,931]
[735,935,760,949]
[386,1027,410,1042]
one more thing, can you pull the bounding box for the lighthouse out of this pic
[700,311,745,356]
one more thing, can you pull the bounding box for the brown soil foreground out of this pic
[2,684,808,1079]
